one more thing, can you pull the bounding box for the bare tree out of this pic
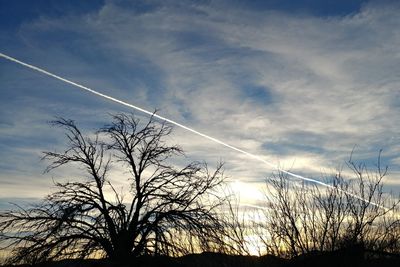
[0,114,225,263]
[258,153,400,257]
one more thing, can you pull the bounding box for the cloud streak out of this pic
[0,52,391,211]
[1,0,400,209]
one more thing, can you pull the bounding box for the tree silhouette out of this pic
[257,153,400,257]
[0,114,225,264]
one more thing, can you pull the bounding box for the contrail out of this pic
[0,52,390,211]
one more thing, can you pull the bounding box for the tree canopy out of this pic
[0,114,225,263]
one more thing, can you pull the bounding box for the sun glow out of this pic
[244,234,266,256]
[230,180,264,202]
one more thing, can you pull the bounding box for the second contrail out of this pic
[0,52,390,211]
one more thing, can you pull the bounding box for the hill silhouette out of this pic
[1,249,400,267]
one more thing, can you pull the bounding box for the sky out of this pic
[1,0,400,210]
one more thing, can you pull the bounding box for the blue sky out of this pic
[1,0,400,208]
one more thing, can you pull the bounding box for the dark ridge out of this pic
[2,250,400,267]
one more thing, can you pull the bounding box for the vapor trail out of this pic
[0,52,389,211]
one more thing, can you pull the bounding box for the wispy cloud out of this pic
[1,0,399,205]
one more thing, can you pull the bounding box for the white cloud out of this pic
[1,0,400,202]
